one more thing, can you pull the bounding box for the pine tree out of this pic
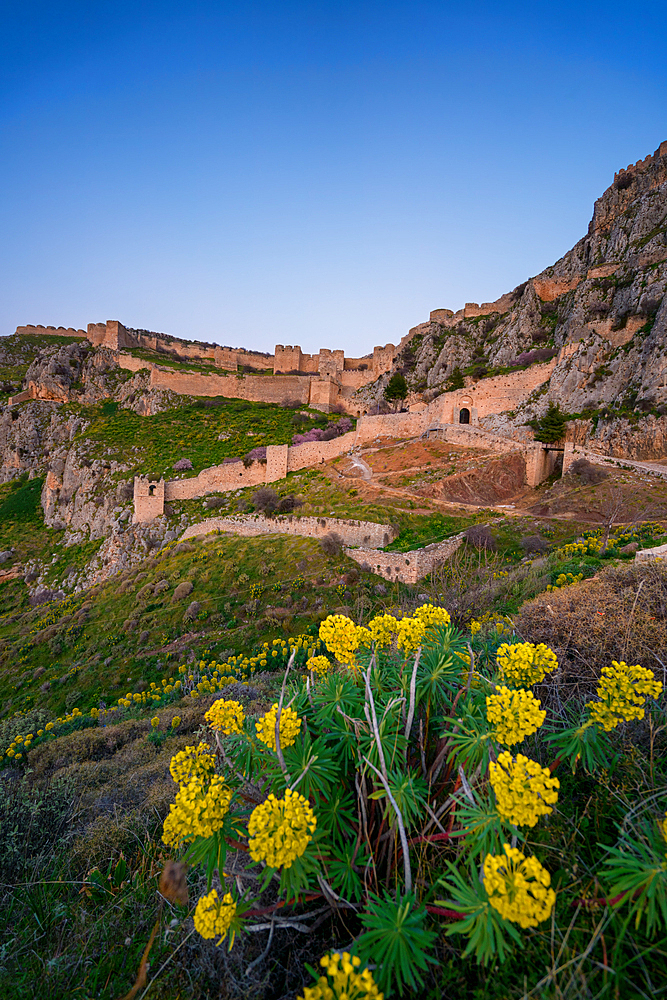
[384,373,408,403]
[532,402,567,443]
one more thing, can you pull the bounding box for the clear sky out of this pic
[1,1,666,355]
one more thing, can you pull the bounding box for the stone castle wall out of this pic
[344,533,465,584]
[16,325,86,339]
[180,513,396,548]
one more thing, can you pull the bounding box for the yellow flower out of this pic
[365,613,399,648]
[395,615,427,654]
[319,615,360,666]
[205,699,245,735]
[150,716,160,729]
[194,888,237,945]
[307,655,331,679]
[255,704,301,751]
[248,788,316,869]
[489,752,559,826]
[298,951,384,1000]
[162,774,233,847]
[413,603,451,629]
[486,686,546,746]
[483,844,555,928]
[496,642,558,688]
[171,716,181,729]
[169,742,215,785]
[37,729,44,736]
[587,660,663,731]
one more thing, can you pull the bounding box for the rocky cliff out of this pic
[363,140,667,451]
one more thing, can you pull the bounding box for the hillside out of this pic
[2,144,667,1000]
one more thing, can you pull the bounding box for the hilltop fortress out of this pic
[13,319,401,413]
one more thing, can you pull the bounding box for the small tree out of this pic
[445,366,465,391]
[531,403,567,443]
[384,373,408,409]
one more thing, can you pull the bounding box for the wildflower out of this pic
[486,686,546,746]
[413,603,451,629]
[298,951,384,1000]
[171,716,181,729]
[37,729,44,736]
[248,788,316,869]
[255,704,301,751]
[307,655,331,679]
[194,888,237,945]
[162,774,233,847]
[151,716,160,729]
[395,615,427,654]
[169,743,215,785]
[89,709,98,719]
[496,642,558,688]
[364,613,399,648]
[489,752,559,826]
[483,844,555,928]
[205,699,245,735]
[587,660,663,731]
[319,614,360,666]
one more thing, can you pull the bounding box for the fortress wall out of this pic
[133,477,165,523]
[181,513,395,548]
[274,345,304,373]
[286,432,356,472]
[353,412,428,442]
[165,461,266,500]
[344,533,465,584]
[150,368,312,404]
[16,325,86,339]
[429,361,557,424]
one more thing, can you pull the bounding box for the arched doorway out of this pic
[459,407,470,424]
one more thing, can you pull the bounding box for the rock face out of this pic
[364,140,667,448]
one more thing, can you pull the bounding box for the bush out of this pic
[243,447,267,467]
[464,525,497,551]
[173,581,194,602]
[252,488,280,514]
[570,457,609,484]
[172,458,193,471]
[520,535,549,554]
[320,532,343,557]
[514,561,667,700]
[184,601,201,622]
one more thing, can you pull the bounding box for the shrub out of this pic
[529,402,567,443]
[243,446,267,466]
[464,525,497,551]
[205,497,226,510]
[520,535,548,554]
[173,581,194,602]
[320,532,343,557]
[514,562,667,699]
[173,458,193,471]
[570,457,609,484]
[251,487,279,514]
[184,601,202,622]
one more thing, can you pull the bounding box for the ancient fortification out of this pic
[12,320,402,413]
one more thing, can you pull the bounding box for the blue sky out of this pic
[1,1,666,355]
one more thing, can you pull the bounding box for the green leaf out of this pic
[356,891,437,995]
[436,861,522,965]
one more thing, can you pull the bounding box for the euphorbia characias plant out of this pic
[159,608,666,990]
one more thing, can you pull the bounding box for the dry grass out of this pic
[515,561,667,705]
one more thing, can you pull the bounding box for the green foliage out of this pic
[384,372,408,402]
[438,862,522,965]
[445,365,465,390]
[0,475,43,522]
[357,891,438,994]
[529,402,567,443]
[603,812,667,933]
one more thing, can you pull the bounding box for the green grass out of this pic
[76,397,301,477]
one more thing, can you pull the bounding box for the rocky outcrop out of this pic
[360,140,667,432]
